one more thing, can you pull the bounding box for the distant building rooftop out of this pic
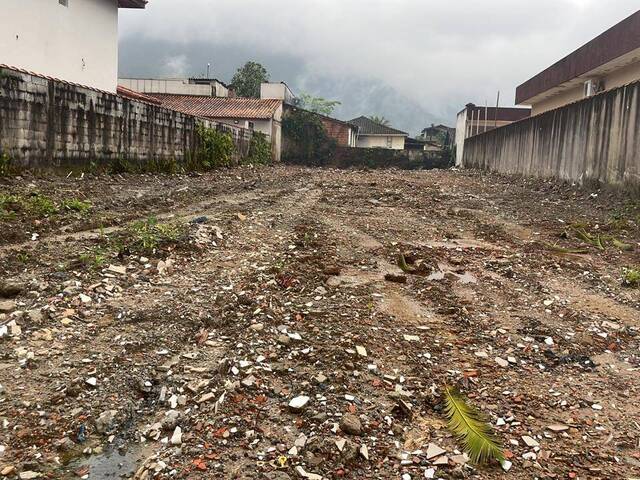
[149,94,281,119]
[516,10,640,105]
[349,116,408,136]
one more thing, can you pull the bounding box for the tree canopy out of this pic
[369,115,390,126]
[295,93,341,116]
[231,61,270,98]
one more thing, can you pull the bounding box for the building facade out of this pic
[118,77,230,98]
[349,116,408,150]
[455,104,531,166]
[516,10,640,115]
[0,0,146,92]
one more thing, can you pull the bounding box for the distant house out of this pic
[0,0,147,92]
[418,124,455,148]
[455,104,531,165]
[349,116,408,150]
[405,137,442,152]
[150,95,284,161]
[516,10,640,115]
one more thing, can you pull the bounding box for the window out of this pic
[386,137,393,148]
[59,0,69,6]
[248,121,255,130]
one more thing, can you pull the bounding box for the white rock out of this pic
[592,404,603,411]
[547,424,569,432]
[295,466,322,480]
[425,468,436,479]
[495,357,509,368]
[335,438,346,452]
[403,335,420,342]
[544,337,554,346]
[501,460,513,472]
[522,435,539,447]
[425,443,446,460]
[360,444,369,460]
[170,426,182,445]
[355,345,368,357]
[85,377,97,387]
[289,395,310,412]
[79,294,92,304]
[19,472,42,480]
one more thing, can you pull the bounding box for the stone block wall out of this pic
[0,66,252,169]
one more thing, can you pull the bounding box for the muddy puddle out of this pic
[69,443,153,479]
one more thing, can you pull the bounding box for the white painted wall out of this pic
[455,110,468,166]
[357,135,406,150]
[1,0,119,92]
[119,78,230,97]
[261,83,295,105]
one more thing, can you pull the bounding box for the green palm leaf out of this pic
[443,386,505,465]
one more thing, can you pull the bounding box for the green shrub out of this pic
[109,156,134,174]
[245,131,272,165]
[282,110,336,165]
[195,124,236,169]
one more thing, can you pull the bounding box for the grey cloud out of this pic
[119,0,639,135]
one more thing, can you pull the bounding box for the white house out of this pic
[349,116,408,150]
[0,0,147,92]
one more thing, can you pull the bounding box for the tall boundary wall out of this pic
[462,80,640,186]
[0,66,252,169]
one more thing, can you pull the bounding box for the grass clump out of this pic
[622,267,640,288]
[79,247,107,270]
[245,131,272,165]
[126,217,187,253]
[61,199,92,214]
[0,152,13,176]
[24,194,58,216]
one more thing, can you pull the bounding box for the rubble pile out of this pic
[0,166,638,479]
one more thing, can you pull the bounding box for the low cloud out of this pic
[119,0,639,134]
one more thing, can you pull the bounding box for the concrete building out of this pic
[349,116,408,150]
[118,77,230,98]
[455,104,531,166]
[0,0,146,92]
[516,10,640,115]
[260,82,296,106]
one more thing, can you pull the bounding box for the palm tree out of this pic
[369,115,390,126]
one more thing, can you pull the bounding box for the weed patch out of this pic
[124,217,187,254]
[623,267,640,288]
[61,199,92,214]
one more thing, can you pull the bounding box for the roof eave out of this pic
[118,0,147,9]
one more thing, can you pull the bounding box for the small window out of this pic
[386,137,393,148]
[248,121,255,130]
[59,0,68,6]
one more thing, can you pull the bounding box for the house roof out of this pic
[118,0,147,8]
[516,9,640,105]
[348,116,408,136]
[117,86,162,105]
[148,94,282,119]
[285,105,358,130]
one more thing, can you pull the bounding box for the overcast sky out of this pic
[119,0,639,135]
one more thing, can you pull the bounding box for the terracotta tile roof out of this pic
[117,85,162,105]
[149,94,282,120]
[349,116,408,136]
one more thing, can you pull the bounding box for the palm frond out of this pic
[396,253,416,274]
[443,386,504,465]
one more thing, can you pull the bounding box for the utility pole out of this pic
[494,91,500,129]
[207,63,211,78]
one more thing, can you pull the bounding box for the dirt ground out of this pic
[0,166,639,480]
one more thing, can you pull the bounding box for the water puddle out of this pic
[71,443,153,479]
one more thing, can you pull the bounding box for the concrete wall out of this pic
[1,0,119,92]
[261,83,295,105]
[463,80,640,186]
[357,135,406,150]
[0,66,252,169]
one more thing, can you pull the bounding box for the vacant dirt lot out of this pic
[0,166,639,480]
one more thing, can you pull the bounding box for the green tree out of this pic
[296,93,341,116]
[369,115,390,126]
[231,61,270,98]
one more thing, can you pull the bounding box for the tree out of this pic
[296,93,341,116]
[369,115,390,126]
[231,61,270,98]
